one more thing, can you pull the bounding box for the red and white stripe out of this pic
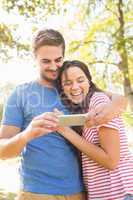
[82,92,133,200]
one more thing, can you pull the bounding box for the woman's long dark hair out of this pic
[56,60,103,135]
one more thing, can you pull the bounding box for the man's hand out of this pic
[94,102,117,124]
[84,110,97,128]
[85,102,118,128]
[22,112,59,142]
[53,108,66,133]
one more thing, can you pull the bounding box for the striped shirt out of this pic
[82,92,133,200]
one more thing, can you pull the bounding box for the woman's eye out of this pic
[77,78,85,83]
[63,81,72,86]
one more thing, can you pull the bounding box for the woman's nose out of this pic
[71,82,80,90]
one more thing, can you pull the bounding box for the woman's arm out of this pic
[58,126,120,170]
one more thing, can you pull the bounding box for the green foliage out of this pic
[0,0,70,60]
[0,0,133,109]
[69,0,133,110]
[128,56,133,84]
[2,0,57,16]
[0,23,13,47]
[95,76,107,90]
[68,40,81,53]
[123,112,133,126]
[63,0,71,3]
[0,22,31,60]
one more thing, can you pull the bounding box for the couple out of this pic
[0,29,132,200]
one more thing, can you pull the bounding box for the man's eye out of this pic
[42,60,49,64]
[56,59,62,63]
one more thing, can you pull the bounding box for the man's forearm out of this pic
[0,131,27,160]
[106,92,127,114]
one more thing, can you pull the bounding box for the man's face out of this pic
[35,45,64,84]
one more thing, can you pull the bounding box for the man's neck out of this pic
[37,78,55,88]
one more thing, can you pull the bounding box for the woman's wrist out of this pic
[57,126,70,136]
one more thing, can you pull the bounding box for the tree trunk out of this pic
[117,0,133,110]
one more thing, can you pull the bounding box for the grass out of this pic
[0,189,16,200]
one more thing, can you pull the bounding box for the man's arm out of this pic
[0,112,59,160]
[105,91,127,114]
[92,92,127,125]
[0,125,27,159]
[84,92,127,127]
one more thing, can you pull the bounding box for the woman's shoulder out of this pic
[90,92,110,107]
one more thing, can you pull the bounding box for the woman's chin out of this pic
[71,99,83,105]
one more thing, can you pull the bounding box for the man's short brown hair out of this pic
[33,29,65,56]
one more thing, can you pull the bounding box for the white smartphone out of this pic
[58,113,89,126]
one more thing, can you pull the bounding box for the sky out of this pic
[0,60,36,84]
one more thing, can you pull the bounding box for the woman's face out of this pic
[61,66,90,104]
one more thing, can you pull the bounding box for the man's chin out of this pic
[41,76,57,83]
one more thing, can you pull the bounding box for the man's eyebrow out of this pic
[41,58,50,61]
[55,56,63,61]
[41,57,63,61]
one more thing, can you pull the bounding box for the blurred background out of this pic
[0,0,133,199]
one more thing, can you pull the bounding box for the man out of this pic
[0,29,126,200]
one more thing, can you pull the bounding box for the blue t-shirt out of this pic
[2,81,83,195]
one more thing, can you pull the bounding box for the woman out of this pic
[56,60,133,200]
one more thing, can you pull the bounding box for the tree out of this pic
[68,0,133,110]
[116,0,133,110]
[0,0,133,110]
[0,0,60,60]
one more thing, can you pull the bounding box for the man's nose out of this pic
[50,63,58,70]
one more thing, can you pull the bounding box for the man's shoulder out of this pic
[16,80,37,92]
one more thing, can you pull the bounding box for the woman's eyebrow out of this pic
[62,79,71,83]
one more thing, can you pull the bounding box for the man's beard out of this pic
[40,70,58,84]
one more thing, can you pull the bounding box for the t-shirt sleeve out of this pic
[90,93,119,131]
[1,86,24,129]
